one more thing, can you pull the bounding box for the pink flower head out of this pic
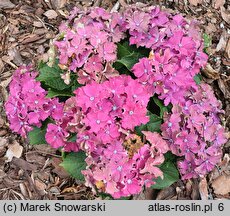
[84,110,110,133]
[122,102,149,130]
[45,123,67,149]
[97,124,120,144]
[142,131,169,154]
[49,98,64,120]
[74,82,102,110]
[167,31,196,56]
[126,11,150,32]
[150,6,169,26]
[5,66,51,137]
[89,30,108,48]
[70,34,88,55]
[89,7,111,20]
[5,7,227,199]
[104,141,126,162]
[84,55,103,73]
[132,57,152,82]
[98,42,117,62]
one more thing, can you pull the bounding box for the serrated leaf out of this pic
[117,42,132,58]
[71,79,82,91]
[68,134,77,142]
[113,63,131,75]
[151,160,179,189]
[47,88,73,98]
[194,74,202,85]
[117,40,150,58]
[152,97,168,118]
[28,127,47,145]
[28,119,53,145]
[163,152,178,162]
[135,113,162,136]
[115,40,150,71]
[37,60,69,90]
[146,120,162,132]
[116,53,140,70]
[60,151,87,181]
[135,124,148,136]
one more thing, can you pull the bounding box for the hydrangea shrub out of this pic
[5,6,227,198]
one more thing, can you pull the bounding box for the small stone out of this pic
[0,130,7,137]
[43,10,58,19]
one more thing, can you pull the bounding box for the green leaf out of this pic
[194,74,202,85]
[135,112,162,136]
[113,63,131,75]
[37,60,69,91]
[152,97,168,118]
[203,33,212,50]
[60,151,87,181]
[146,119,162,132]
[28,126,47,145]
[71,79,83,91]
[163,152,178,162]
[116,53,141,70]
[47,88,73,98]
[98,192,131,200]
[28,119,53,145]
[98,192,113,200]
[117,40,150,58]
[151,160,179,190]
[57,32,65,41]
[117,196,132,200]
[67,134,77,142]
[135,124,148,136]
[117,42,133,58]
[115,40,150,71]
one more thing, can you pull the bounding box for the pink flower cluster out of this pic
[83,132,168,198]
[5,66,49,136]
[75,75,151,134]
[44,97,82,152]
[127,6,208,106]
[55,7,125,84]
[123,6,226,179]
[45,75,151,148]
[161,84,227,179]
[43,75,170,197]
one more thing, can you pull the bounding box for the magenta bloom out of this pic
[45,124,67,149]
[142,131,169,154]
[98,42,117,62]
[167,31,196,56]
[104,141,126,162]
[70,34,88,55]
[84,55,103,73]
[89,30,108,48]
[122,102,149,130]
[107,159,130,183]
[75,82,102,110]
[84,110,110,133]
[129,30,145,46]
[132,57,152,81]
[49,99,64,120]
[126,11,150,32]
[5,66,51,137]
[97,124,120,144]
